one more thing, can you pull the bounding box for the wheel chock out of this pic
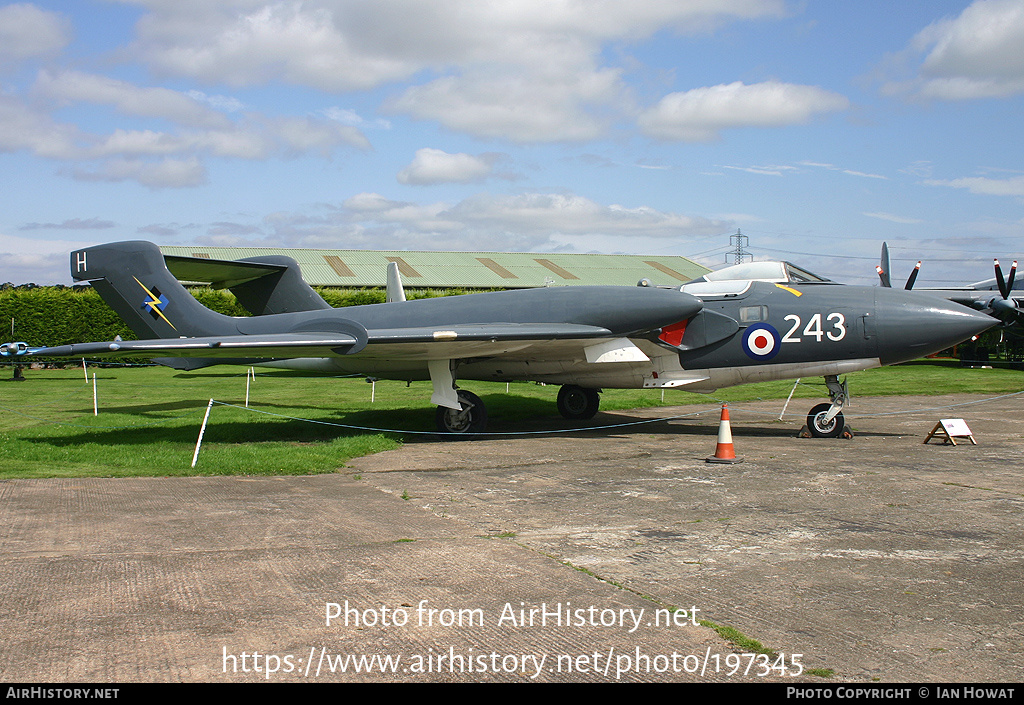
[797,424,854,439]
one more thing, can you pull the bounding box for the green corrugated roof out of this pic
[158,246,710,289]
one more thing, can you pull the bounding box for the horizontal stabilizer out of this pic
[166,252,332,316]
[164,255,287,289]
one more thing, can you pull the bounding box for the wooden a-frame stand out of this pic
[923,418,977,446]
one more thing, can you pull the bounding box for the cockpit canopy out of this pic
[676,261,834,298]
[689,261,833,285]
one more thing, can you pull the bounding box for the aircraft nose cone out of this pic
[875,291,997,365]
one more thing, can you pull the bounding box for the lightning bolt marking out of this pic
[134,277,177,330]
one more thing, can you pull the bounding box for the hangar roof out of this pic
[158,246,710,289]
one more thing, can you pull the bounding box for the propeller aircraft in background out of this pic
[876,241,1023,325]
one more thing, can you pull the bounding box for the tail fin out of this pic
[72,241,232,339]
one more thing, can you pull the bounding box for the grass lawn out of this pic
[0,360,1019,478]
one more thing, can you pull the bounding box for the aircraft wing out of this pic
[7,333,364,360]
[2,323,617,361]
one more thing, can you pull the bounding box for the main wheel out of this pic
[556,385,600,420]
[435,390,488,436]
[806,402,844,438]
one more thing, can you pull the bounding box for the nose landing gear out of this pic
[803,375,853,439]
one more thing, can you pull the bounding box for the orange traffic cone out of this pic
[706,403,743,464]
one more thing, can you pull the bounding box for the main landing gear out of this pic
[804,375,851,439]
[432,381,602,437]
[435,389,488,436]
[556,385,601,420]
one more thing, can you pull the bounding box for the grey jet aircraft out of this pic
[1,241,997,438]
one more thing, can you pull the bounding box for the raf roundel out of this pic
[742,323,780,360]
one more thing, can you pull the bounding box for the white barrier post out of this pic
[82,358,88,382]
[191,399,215,468]
[92,373,98,416]
[779,378,800,421]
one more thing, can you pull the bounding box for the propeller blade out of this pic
[875,265,890,288]
[878,243,891,288]
[1006,260,1017,295]
[995,258,1008,299]
[904,261,921,290]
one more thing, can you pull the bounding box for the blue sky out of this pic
[1,0,1022,287]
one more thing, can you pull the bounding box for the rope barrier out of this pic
[709,388,1024,419]
[6,366,1023,435]
[209,399,713,436]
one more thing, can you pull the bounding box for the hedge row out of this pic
[1,286,469,348]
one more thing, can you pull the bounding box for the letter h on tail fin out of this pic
[72,241,230,340]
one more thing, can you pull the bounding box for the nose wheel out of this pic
[803,375,851,439]
[806,403,845,438]
[435,390,488,436]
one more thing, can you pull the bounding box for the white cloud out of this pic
[722,164,797,177]
[722,161,887,179]
[131,2,419,90]
[0,94,82,159]
[863,212,924,225]
[446,193,728,237]
[891,0,1024,100]
[125,0,784,141]
[925,175,1024,198]
[186,90,246,113]
[19,217,116,231]
[129,1,784,87]
[340,193,460,231]
[339,191,726,238]
[72,157,207,189]
[842,169,887,180]
[0,4,71,64]
[260,190,730,251]
[86,117,370,160]
[34,70,233,129]
[799,161,887,179]
[638,81,849,141]
[0,233,95,285]
[321,107,391,130]
[390,66,623,142]
[397,148,497,185]
[270,115,371,154]
[2,72,371,189]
